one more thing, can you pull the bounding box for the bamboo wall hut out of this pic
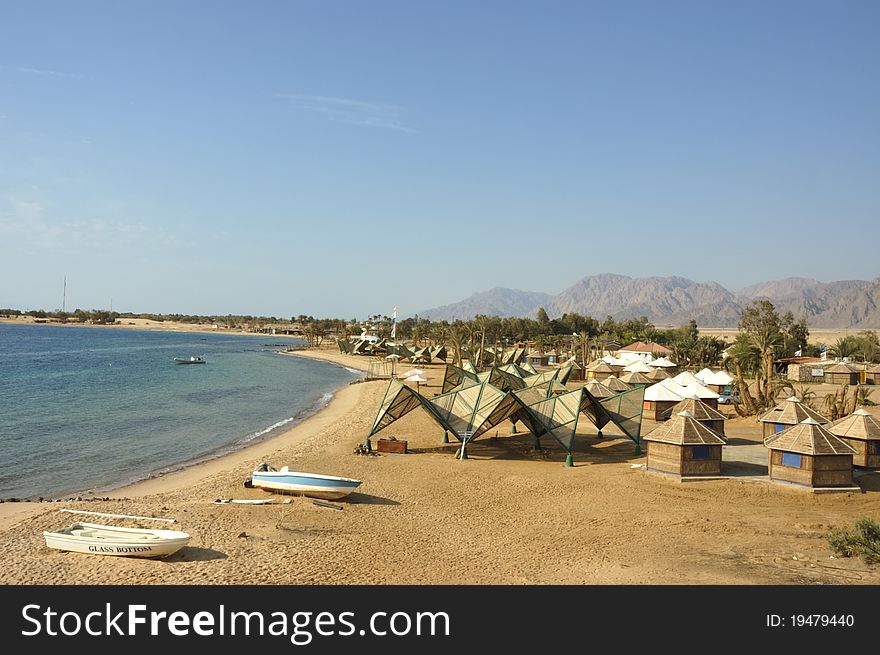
[644,410,725,476]
[667,396,727,436]
[827,408,880,468]
[865,364,880,385]
[824,363,859,385]
[586,360,617,381]
[527,351,550,367]
[643,383,684,421]
[759,396,829,438]
[764,418,855,488]
[603,375,631,392]
[620,370,652,385]
[563,358,584,381]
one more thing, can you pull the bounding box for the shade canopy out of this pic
[679,382,720,400]
[649,357,677,368]
[644,383,684,402]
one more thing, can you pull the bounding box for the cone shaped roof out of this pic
[759,396,830,425]
[644,411,726,445]
[585,380,613,398]
[828,408,880,441]
[603,375,631,392]
[669,396,727,422]
[765,418,855,455]
[620,371,653,384]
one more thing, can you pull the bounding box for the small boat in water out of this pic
[174,356,205,364]
[248,463,362,500]
[43,522,191,558]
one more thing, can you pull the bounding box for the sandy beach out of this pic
[2,346,879,585]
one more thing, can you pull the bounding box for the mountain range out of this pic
[417,275,880,328]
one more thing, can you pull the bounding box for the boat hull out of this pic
[251,472,361,500]
[43,523,191,558]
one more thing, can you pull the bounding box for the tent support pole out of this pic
[596,430,603,440]
[634,439,642,456]
[363,437,372,452]
[442,430,449,444]
[532,435,541,451]
[564,453,574,467]
[511,422,517,434]
[459,442,468,460]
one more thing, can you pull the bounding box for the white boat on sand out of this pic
[43,521,191,558]
[248,464,362,500]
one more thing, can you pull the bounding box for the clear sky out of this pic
[1,1,878,318]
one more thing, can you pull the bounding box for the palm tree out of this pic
[830,336,860,360]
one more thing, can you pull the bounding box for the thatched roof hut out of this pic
[679,381,721,409]
[759,396,829,438]
[603,375,631,392]
[644,410,726,477]
[865,364,880,385]
[585,360,617,381]
[620,370,652,385]
[827,408,880,468]
[643,383,684,421]
[668,396,727,436]
[646,368,671,382]
[764,418,855,488]
[824,362,859,386]
[650,357,677,370]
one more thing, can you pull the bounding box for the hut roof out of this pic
[869,364,880,373]
[619,341,673,355]
[659,378,690,396]
[679,382,720,400]
[824,363,857,374]
[603,375,631,392]
[759,396,830,425]
[646,368,671,381]
[695,368,714,382]
[670,396,727,422]
[828,408,880,441]
[672,371,702,386]
[620,371,653,385]
[587,361,616,373]
[650,357,677,368]
[585,380,613,398]
[644,411,726,445]
[764,418,856,455]
[644,383,684,402]
[702,370,734,386]
[623,360,654,373]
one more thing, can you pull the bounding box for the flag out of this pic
[391,306,397,339]
[795,348,802,357]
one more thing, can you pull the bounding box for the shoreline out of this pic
[0,346,366,527]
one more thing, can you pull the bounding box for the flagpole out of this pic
[391,305,397,378]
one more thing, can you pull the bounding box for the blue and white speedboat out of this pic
[249,464,362,500]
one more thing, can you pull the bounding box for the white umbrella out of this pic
[385,354,401,359]
[403,369,425,377]
[404,373,428,393]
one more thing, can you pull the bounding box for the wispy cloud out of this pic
[0,64,79,79]
[276,93,415,132]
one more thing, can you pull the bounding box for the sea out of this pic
[0,324,360,499]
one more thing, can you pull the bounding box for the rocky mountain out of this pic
[544,274,739,323]
[418,287,553,322]
[417,275,880,328]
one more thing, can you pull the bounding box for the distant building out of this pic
[618,341,673,362]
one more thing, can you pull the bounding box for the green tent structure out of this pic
[364,377,646,465]
[441,363,480,393]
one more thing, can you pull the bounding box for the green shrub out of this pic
[827,518,880,564]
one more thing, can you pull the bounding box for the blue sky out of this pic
[1,1,878,318]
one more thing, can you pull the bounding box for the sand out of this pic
[2,346,880,585]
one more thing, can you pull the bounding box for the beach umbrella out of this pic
[404,373,428,393]
[385,353,401,376]
[403,369,425,377]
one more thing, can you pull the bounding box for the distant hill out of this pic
[417,274,880,328]
[418,287,553,322]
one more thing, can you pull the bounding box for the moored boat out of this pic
[174,356,205,364]
[248,464,362,500]
[43,521,191,558]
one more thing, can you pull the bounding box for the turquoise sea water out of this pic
[0,325,358,499]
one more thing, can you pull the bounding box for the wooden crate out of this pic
[377,438,407,454]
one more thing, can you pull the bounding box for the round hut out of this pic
[644,410,726,477]
[645,367,671,382]
[668,395,727,436]
[602,375,631,393]
[764,418,855,488]
[758,396,829,438]
[865,364,880,386]
[643,383,684,421]
[585,360,617,381]
[827,408,880,468]
[824,362,859,386]
[620,370,652,385]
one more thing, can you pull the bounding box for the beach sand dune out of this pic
[2,349,879,585]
